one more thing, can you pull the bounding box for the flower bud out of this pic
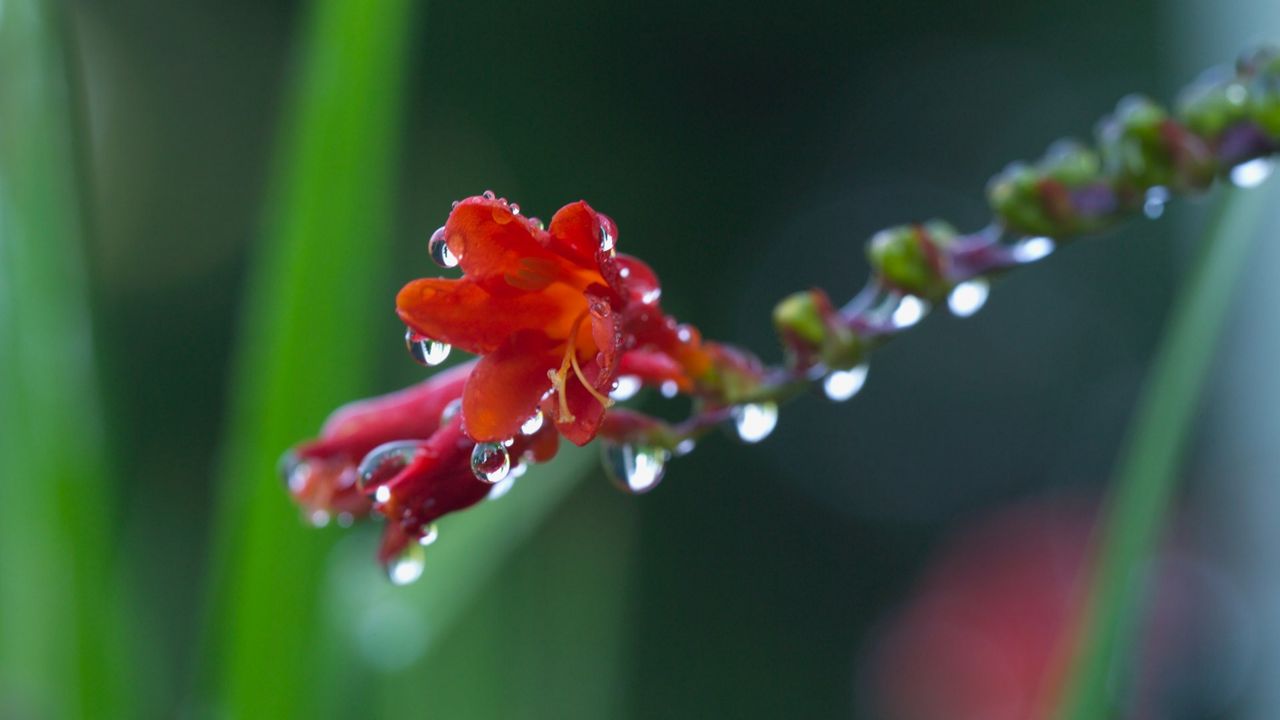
[867,221,956,300]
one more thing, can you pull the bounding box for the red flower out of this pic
[397,194,707,446]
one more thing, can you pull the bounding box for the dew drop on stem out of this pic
[733,402,778,443]
[602,441,669,494]
[823,363,869,402]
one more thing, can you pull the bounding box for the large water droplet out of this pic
[733,402,778,443]
[520,409,544,435]
[405,328,451,366]
[428,226,459,268]
[470,442,511,483]
[1230,157,1275,188]
[610,375,641,401]
[1011,236,1056,263]
[823,363,869,402]
[891,295,929,329]
[947,279,990,318]
[602,442,669,494]
[1142,186,1170,219]
[358,440,421,491]
[386,542,426,586]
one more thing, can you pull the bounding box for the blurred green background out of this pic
[2,0,1278,717]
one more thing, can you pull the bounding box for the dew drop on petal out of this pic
[1230,157,1274,188]
[733,402,778,443]
[374,485,391,503]
[418,523,439,546]
[482,189,496,200]
[1011,236,1056,263]
[510,203,521,215]
[387,542,426,586]
[357,440,421,492]
[470,442,511,483]
[891,295,929,329]
[428,226,459,268]
[405,328,451,366]
[520,409,544,435]
[610,375,641,401]
[1143,186,1170,219]
[823,363,869,402]
[947,279,990,318]
[440,398,462,425]
[602,442,669,494]
[599,221,616,253]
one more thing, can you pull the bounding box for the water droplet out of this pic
[386,542,426,586]
[601,442,669,494]
[405,328,451,366]
[1011,236,1056,263]
[440,398,462,425]
[428,226,459,268]
[337,512,355,528]
[1230,157,1274,188]
[599,222,615,253]
[358,440,421,491]
[418,524,439,546]
[509,203,521,215]
[530,217,545,231]
[482,189,496,200]
[520,409,544,435]
[733,402,778,443]
[277,450,307,493]
[676,325,693,343]
[308,510,331,528]
[642,287,661,304]
[891,295,929,329]
[1143,186,1170,219]
[823,363,869,402]
[660,380,679,398]
[947,279,990,318]
[674,438,696,457]
[487,476,516,500]
[610,375,641,401]
[470,442,511,483]
[374,485,391,503]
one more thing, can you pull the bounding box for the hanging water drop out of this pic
[357,440,421,491]
[428,226,460,269]
[520,409,544,435]
[386,542,426,586]
[1142,187,1170,219]
[891,295,929,329]
[601,442,669,495]
[610,375,642,401]
[733,402,778,443]
[405,328,451,366]
[470,442,511,483]
[947,279,990,318]
[1230,157,1274,188]
[418,524,439,546]
[823,363,869,402]
[1011,236,1056,263]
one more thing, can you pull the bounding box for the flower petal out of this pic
[548,200,613,266]
[446,197,576,289]
[462,330,561,442]
[397,278,566,355]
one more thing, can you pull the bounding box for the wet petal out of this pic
[548,200,614,266]
[446,197,573,288]
[397,278,566,355]
[462,330,561,442]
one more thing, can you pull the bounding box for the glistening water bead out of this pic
[357,440,422,491]
[823,363,869,402]
[610,375,642,401]
[1229,157,1275,188]
[470,442,511,483]
[733,402,778,443]
[428,226,459,268]
[520,409,544,435]
[947,279,990,318]
[387,542,426,586]
[405,328,451,367]
[601,442,669,494]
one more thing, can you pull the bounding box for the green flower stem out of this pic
[1052,185,1269,718]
